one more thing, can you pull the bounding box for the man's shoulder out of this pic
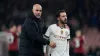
[49,24,56,27]
[22,18,33,29]
[24,17,31,22]
[65,24,70,30]
[47,24,57,30]
[24,17,35,25]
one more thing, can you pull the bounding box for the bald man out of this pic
[19,4,56,56]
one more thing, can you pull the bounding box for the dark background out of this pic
[0,0,100,56]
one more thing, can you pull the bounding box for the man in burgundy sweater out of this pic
[73,30,85,56]
[8,23,18,56]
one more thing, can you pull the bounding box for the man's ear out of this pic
[32,9,33,12]
[57,17,60,21]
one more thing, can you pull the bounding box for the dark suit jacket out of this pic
[19,12,50,56]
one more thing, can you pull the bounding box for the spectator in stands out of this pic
[73,30,85,56]
[8,23,18,56]
[1,24,8,32]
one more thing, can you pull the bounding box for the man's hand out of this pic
[49,41,56,48]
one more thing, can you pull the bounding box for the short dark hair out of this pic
[56,10,66,18]
[9,22,16,28]
[6,21,16,29]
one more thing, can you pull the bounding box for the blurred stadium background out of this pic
[0,0,100,56]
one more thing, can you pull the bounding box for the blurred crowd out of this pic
[0,0,100,56]
[0,22,21,56]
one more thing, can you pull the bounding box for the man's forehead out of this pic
[60,12,67,15]
[33,4,42,10]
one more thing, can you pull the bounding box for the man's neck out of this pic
[58,22,65,28]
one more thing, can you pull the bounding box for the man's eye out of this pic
[36,10,39,11]
[36,10,42,12]
[40,10,42,12]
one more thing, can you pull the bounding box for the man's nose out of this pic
[37,11,41,13]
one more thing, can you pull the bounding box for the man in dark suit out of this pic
[19,4,56,56]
